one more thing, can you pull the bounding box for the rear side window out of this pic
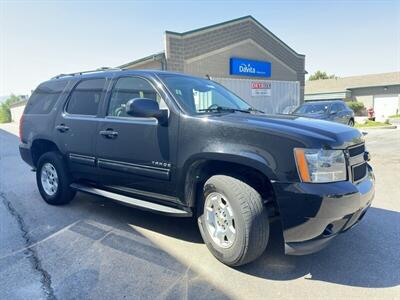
[25,80,68,114]
[66,79,106,115]
[331,103,342,113]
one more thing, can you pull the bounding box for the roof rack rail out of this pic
[52,67,124,79]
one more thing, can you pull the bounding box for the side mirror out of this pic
[330,110,337,115]
[126,98,167,124]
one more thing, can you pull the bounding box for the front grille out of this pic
[352,163,367,182]
[347,142,367,182]
[348,143,365,157]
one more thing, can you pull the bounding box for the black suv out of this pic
[19,69,374,266]
[292,100,355,126]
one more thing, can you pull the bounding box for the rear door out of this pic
[329,103,346,124]
[94,76,178,198]
[55,78,108,178]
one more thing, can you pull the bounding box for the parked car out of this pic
[292,100,355,126]
[19,69,374,266]
[281,105,297,115]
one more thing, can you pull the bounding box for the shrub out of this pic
[0,103,11,123]
[0,94,22,123]
[347,101,365,115]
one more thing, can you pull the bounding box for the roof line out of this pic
[349,83,400,89]
[165,15,305,58]
[305,83,400,95]
[118,51,165,68]
[165,15,251,36]
[305,90,349,95]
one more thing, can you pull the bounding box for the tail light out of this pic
[19,115,24,142]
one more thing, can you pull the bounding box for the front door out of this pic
[95,76,178,198]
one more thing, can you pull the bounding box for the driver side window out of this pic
[108,77,167,117]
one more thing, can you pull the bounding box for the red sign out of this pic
[251,82,271,89]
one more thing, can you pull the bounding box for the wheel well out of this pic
[185,160,278,214]
[31,139,60,167]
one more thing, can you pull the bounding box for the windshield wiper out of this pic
[198,105,251,113]
[247,107,264,114]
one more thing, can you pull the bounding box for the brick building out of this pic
[119,16,306,112]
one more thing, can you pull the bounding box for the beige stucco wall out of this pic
[10,105,25,123]
[183,40,298,82]
[354,95,374,109]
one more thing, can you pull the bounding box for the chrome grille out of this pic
[348,143,365,157]
[352,163,367,182]
[347,142,367,182]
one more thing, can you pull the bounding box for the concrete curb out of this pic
[356,125,397,130]
[388,119,400,125]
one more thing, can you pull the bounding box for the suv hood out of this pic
[210,112,363,148]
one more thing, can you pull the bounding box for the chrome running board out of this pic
[70,183,192,217]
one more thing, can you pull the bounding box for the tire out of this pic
[348,119,355,127]
[197,175,269,266]
[36,152,76,205]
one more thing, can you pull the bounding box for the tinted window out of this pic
[25,80,68,114]
[66,79,105,115]
[294,103,329,114]
[330,103,342,113]
[108,77,166,117]
[159,75,251,114]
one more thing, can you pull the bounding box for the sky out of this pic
[0,0,399,96]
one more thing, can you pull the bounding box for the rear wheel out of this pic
[36,152,76,205]
[348,119,355,127]
[197,175,269,266]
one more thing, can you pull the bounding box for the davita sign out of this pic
[230,58,271,77]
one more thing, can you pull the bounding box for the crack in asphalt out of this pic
[0,193,56,300]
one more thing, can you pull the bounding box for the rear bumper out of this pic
[19,143,34,167]
[272,164,375,255]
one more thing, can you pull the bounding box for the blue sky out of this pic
[0,0,399,95]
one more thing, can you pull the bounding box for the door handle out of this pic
[99,129,118,139]
[56,124,69,132]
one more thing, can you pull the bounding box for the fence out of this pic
[213,77,300,114]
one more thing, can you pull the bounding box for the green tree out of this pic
[308,70,337,81]
[0,94,22,123]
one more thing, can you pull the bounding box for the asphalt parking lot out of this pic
[0,124,399,299]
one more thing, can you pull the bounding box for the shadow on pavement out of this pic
[73,191,400,289]
[239,207,400,288]
[60,218,230,300]
[70,192,203,244]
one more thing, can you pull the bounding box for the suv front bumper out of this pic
[272,164,375,255]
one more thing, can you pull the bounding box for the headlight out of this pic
[294,148,347,183]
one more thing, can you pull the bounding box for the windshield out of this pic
[294,103,329,114]
[159,75,252,114]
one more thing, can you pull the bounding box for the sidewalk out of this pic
[0,122,19,136]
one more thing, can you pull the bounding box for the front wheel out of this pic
[36,152,76,205]
[197,175,269,266]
